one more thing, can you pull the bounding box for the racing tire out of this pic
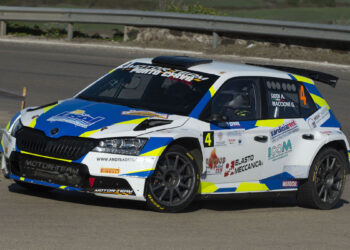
[146,145,200,212]
[297,147,346,210]
[15,180,53,192]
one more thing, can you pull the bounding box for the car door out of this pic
[199,77,270,184]
[259,77,317,185]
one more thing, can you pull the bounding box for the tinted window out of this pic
[264,78,300,119]
[263,78,317,119]
[78,63,218,116]
[200,77,259,122]
[299,83,317,117]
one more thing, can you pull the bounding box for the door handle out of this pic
[254,135,268,143]
[302,134,314,140]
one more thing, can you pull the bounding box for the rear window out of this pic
[263,78,316,119]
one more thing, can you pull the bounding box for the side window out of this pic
[299,83,317,118]
[200,77,259,122]
[264,78,300,119]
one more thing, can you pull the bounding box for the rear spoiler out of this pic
[247,64,338,88]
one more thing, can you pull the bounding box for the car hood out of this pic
[20,98,189,139]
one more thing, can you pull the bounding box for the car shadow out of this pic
[189,194,349,212]
[8,183,147,212]
[8,183,349,213]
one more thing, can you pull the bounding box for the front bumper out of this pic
[4,151,156,201]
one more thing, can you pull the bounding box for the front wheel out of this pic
[297,147,346,210]
[146,145,200,212]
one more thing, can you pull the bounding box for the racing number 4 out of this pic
[203,131,214,147]
[300,85,307,106]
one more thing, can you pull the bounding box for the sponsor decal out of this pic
[227,130,243,146]
[205,149,225,175]
[96,157,136,162]
[270,120,299,142]
[307,106,330,129]
[147,194,165,210]
[24,159,79,175]
[226,122,241,128]
[119,63,209,83]
[271,93,295,108]
[268,139,292,161]
[94,189,135,195]
[215,131,226,147]
[47,110,104,128]
[282,180,298,188]
[214,130,243,147]
[319,130,342,136]
[203,131,214,148]
[224,155,263,177]
[121,110,169,119]
[100,168,120,174]
[227,138,242,145]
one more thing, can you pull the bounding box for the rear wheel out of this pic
[146,145,200,212]
[297,147,346,210]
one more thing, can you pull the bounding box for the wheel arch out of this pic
[143,137,204,199]
[318,140,350,173]
[167,137,203,173]
[309,139,350,175]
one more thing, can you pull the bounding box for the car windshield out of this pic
[77,62,218,116]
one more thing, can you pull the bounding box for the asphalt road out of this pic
[1,40,350,250]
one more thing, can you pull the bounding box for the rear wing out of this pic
[247,64,338,88]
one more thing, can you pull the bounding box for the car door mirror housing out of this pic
[206,114,228,124]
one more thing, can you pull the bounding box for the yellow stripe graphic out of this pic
[80,118,148,138]
[140,146,166,157]
[255,119,284,127]
[199,182,218,193]
[20,177,25,181]
[209,86,216,97]
[59,186,67,190]
[5,121,10,131]
[235,183,269,192]
[28,118,37,128]
[310,94,330,109]
[292,74,314,85]
[43,104,58,113]
[125,168,155,175]
[28,104,57,129]
[20,151,72,162]
[117,118,148,125]
[79,129,100,138]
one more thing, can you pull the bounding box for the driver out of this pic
[223,87,252,119]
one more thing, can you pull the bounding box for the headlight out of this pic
[92,138,148,156]
[11,118,23,137]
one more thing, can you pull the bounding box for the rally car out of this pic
[1,56,349,212]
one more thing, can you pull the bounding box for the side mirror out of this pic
[206,114,228,124]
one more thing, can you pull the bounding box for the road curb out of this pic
[1,37,349,69]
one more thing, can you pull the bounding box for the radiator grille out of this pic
[16,127,98,160]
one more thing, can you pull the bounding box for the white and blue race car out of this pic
[1,56,349,212]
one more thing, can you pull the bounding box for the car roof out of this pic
[133,57,292,79]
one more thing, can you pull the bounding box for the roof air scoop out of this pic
[152,56,213,69]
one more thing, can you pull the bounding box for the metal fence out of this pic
[0,6,350,48]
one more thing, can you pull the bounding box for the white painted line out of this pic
[1,37,349,69]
